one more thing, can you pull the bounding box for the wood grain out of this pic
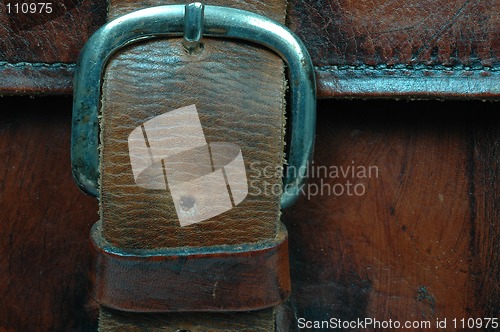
[284,99,500,329]
[0,96,98,331]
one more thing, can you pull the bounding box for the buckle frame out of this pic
[71,3,316,209]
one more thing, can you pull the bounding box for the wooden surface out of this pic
[0,97,499,331]
[284,99,500,328]
[0,96,98,332]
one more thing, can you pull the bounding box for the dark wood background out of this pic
[0,96,498,331]
[284,99,500,330]
[0,96,98,331]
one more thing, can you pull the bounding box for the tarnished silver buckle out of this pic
[71,2,316,208]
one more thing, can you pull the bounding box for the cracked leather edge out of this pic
[0,62,75,95]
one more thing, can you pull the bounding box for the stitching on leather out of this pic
[2,61,498,79]
[1,62,497,72]
[317,64,499,72]
[0,62,76,69]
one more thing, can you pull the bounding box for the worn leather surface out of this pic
[288,0,499,67]
[101,0,286,249]
[0,0,106,94]
[99,308,277,332]
[97,0,287,330]
[91,221,291,312]
[1,0,498,97]
[287,0,500,98]
[2,97,500,332]
[0,96,99,332]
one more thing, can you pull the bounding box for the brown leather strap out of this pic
[101,0,286,249]
[96,0,288,330]
[99,307,278,331]
[91,221,290,312]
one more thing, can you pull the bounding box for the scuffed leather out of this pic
[0,0,498,97]
[0,0,105,63]
[108,0,286,21]
[288,0,499,98]
[100,38,286,249]
[99,307,277,332]
[0,0,106,94]
[287,0,499,67]
[99,0,286,263]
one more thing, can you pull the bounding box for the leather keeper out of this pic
[90,220,291,313]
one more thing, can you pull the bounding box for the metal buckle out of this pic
[71,2,316,209]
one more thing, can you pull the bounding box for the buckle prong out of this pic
[183,2,204,53]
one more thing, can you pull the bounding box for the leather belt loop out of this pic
[91,220,291,313]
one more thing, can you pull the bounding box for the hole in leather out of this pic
[180,195,196,211]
